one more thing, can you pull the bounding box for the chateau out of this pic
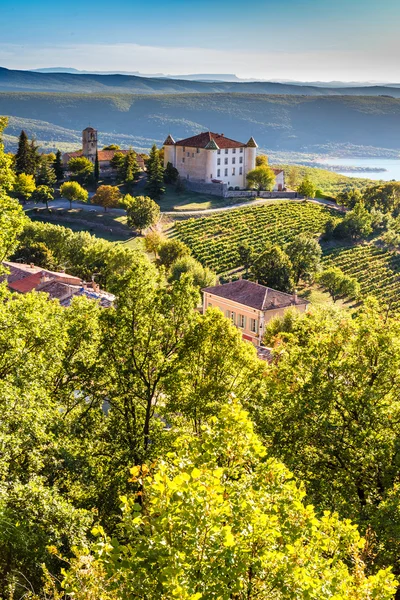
[163,131,285,190]
[63,127,145,176]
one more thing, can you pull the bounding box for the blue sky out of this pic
[1,0,399,81]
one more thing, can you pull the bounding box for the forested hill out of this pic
[2,92,400,154]
[2,66,400,96]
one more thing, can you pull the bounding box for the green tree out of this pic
[286,234,322,285]
[297,176,316,198]
[59,402,397,600]
[146,143,165,199]
[14,130,30,175]
[103,144,120,150]
[53,149,64,182]
[0,117,15,193]
[31,184,54,211]
[246,165,275,191]
[37,160,57,187]
[67,156,94,184]
[28,137,41,176]
[110,151,125,174]
[286,165,299,189]
[363,182,400,215]
[13,173,36,203]
[158,239,190,269]
[170,255,216,289]
[60,181,89,209]
[317,266,360,302]
[164,161,179,184]
[92,185,122,212]
[251,301,400,583]
[94,150,100,181]
[255,153,269,166]
[251,242,294,292]
[122,150,140,190]
[237,241,254,275]
[144,230,164,258]
[12,240,55,269]
[337,188,363,209]
[125,194,160,233]
[0,193,27,262]
[334,201,373,240]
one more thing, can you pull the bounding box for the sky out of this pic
[0,0,399,82]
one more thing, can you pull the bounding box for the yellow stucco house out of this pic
[202,279,309,346]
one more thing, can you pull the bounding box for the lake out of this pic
[318,157,400,181]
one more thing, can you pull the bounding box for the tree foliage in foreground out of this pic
[257,301,400,579]
[58,402,396,600]
[125,194,160,232]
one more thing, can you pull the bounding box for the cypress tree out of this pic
[37,160,56,187]
[53,150,64,182]
[27,138,41,176]
[94,150,100,181]
[15,130,30,174]
[146,144,165,200]
[123,150,140,190]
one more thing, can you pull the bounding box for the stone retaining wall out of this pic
[183,179,299,199]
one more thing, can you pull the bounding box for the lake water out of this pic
[318,157,400,181]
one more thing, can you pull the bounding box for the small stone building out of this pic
[63,127,145,177]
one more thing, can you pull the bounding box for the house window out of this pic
[232,157,236,165]
[238,314,246,328]
[183,147,185,152]
[182,157,185,163]
[232,148,236,154]
[224,168,228,176]
[239,156,243,164]
[225,149,229,154]
[232,168,235,175]
[239,167,243,175]
[250,318,258,333]
[187,152,190,157]
[217,169,220,177]
[217,158,221,165]
[225,310,236,324]
[208,303,212,308]
[240,148,243,153]
[217,149,221,154]
[224,158,228,165]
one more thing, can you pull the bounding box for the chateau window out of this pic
[232,157,236,165]
[217,149,221,154]
[250,318,258,333]
[183,147,185,152]
[232,168,235,175]
[239,167,243,175]
[197,148,200,153]
[240,148,243,153]
[217,158,221,165]
[217,169,220,177]
[192,153,195,157]
[187,152,190,157]
[224,158,228,165]
[182,157,185,163]
[232,148,236,154]
[224,168,228,176]
[225,149,229,154]
[239,156,243,164]
[238,314,246,328]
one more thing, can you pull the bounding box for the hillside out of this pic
[2,93,400,155]
[3,66,400,96]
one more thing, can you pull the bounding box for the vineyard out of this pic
[324,244,400,310]
[174,201,340,274]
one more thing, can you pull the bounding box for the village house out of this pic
[163,131,285,190]
[202,279,308,347]
[62,127,145,177]
[3,261,115,307]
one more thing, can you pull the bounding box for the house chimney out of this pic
[293,289,298,304]
[30,263,34,269]
[40,274,47,284]
[272,296,278,307]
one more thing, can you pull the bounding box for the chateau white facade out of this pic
[163,131,258,188]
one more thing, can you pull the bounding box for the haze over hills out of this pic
[2,67,400,96]
[1,92,400,156]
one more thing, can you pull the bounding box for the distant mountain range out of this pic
[1,67,400,96]
[1,92,400,156]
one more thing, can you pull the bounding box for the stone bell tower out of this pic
[82,127,98,162]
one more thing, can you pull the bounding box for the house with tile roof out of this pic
[202,279,308,346]
[2,261,115,307]
[163,131,285,191]
[62,127,145,177]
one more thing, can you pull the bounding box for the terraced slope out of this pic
[324,244,400,309]
[175,201,340,274]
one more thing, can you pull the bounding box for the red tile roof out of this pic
[175,132,246,149]
[8,273,43,293]
[202,279,308,311]
[63,149,145,167]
